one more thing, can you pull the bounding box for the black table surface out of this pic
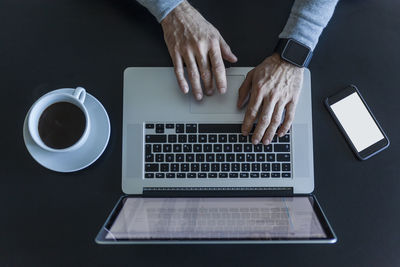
[2,0,400,266]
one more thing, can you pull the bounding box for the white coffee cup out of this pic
[28,87,91,152]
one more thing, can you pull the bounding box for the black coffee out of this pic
[38,101,86,149]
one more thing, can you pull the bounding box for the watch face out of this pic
[282,40,311,66]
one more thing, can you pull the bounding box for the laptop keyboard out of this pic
[144,123,291,179]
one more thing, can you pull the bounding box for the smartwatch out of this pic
[275,38,312,68]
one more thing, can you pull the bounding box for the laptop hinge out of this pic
[142,187,293,197]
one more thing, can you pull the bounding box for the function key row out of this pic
[144,172,291,179]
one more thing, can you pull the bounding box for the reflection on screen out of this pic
[106,197,326,240]
[331,92,384,152]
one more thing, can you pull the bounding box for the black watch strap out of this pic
[275,38,312,68]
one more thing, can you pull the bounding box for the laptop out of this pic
[95,67,336,244]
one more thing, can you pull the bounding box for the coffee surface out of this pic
[38,101,86,149]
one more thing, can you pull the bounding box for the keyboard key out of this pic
[208,135,217,143]
[198,173,207,178]
[166,173,175,178]
[246,154,255,162]
[206,154,215,162]
[191,163,199,172]
[156,154,164,162]
[282,173,291,178]
[251,163,260,172]
[153,144,162,152]
[223,144,232,152]
[168,134,177,143]
[229,134,237,142]
[211,163,220,171]
[156,173,165,178]
[282,163,291,171]
[250,173,260,178]
[271,173,280,178]
[208,173,217,178]
[187,173,196,178]
[165,154,174,162]
[177,173,186,178]
[194,144,202,152]
[236,154,245,162]
[198,124,241,133]
[145,154,154,162]
[277,154,291,162]
[176,154,185,162]
[272,163,280,171]
[219,173,228,178]
[221,163,230,172]
[256,154,265,162]
[239,135,247,143]
[199,135,207,143]
[173,144,182,152]
[274,144,290,152]
[218,135,228,143]
[262,163,270,171]
[186,124,197,133]
[234,144,242,152]
[204,144,212,152]
[244,144,252,152]
[231,163,240,172]
[146,135,166,143]
[241,163,250,172]
[267,154,275,162]
[161,164,169,172]
[163,144,172,152]
[264,144,272,152]
[261,173,270,178]
[145,144,151,154]
[213,144,222,152]
[181,164,189,172]
[226,154,235,162]
[171,163,179,172]
[156,124,164,133]
[272,136,277,143]
[185,154,194,162]
[216,154,225,162]
[183,144,192,152]
[176,124,184,133]
[240,173,249,178]
[201,163,210,172]
[145,123,154,129]
[145,173,154,178]
[178,135,187,143]
[229,173,239,178]
[254,144,263,152]
[166,124,174,129]
[196,154,205,162]
[188,135,197,143]
[279,134,290,143]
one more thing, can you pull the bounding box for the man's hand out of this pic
[237,53,304,145]
[161,1,237,100]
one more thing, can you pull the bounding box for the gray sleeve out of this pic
[279,0,339,50]
[136,0,183,22]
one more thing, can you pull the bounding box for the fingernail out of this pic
[253,139,259,145]
[264,139,270,145]
[196,93,202,100]
[220,88,226,94]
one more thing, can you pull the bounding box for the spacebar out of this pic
[198,124,242,133]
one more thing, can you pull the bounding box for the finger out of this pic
[262,100,285,145]
[278,101,296,137]
[172,53,189,94]
[183,52,203,101]
[220,37,238,63]
[241,83,265,135]
[237,69,254,108]
[209,45,227,94]
[251,97,277,144]
[195,51,213,95]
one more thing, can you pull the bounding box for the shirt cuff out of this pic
[137,0,184,23]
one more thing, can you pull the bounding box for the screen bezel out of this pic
[325,85,390,160]
[95,195,337,244]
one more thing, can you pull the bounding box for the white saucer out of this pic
[23,89,111,172]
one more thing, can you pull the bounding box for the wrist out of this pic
[161,0,190,27]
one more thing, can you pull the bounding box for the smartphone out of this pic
[325,85,389,160]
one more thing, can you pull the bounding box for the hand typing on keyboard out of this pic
[237,54,304,145]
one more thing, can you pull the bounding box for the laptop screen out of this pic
[97,196,335,243]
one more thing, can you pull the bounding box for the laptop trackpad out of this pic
[190,75,245,114]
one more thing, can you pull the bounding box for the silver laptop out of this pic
[95,67,336,244]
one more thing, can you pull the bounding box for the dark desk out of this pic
[2,0,399,266]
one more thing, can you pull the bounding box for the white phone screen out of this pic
[330,92,384,152]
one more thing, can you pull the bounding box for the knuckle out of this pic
[271,116,281,125]
[259,115,270,125]
[188,69,199,79]
[200,71,211,80]
[247,107,258,119]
